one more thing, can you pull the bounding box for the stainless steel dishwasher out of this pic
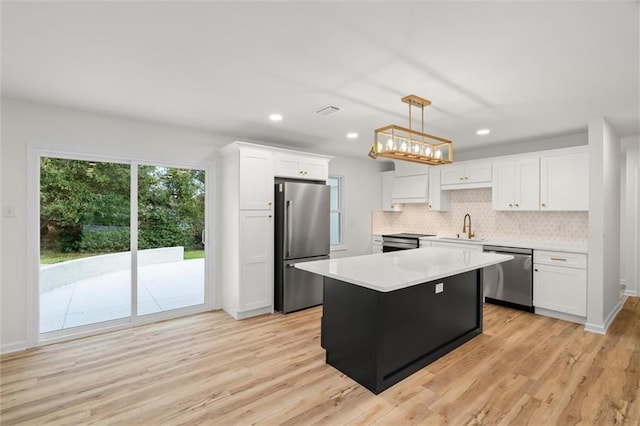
[482,245,534,312]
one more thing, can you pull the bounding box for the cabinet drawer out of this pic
[534,250,586,269]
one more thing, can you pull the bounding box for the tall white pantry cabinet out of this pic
[219,141,331,320]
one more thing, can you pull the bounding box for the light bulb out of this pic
[412,143,420,154]
[424,146,432,156]
[435,150,442,159]
[400,141,407,152]
[386,138,394,150]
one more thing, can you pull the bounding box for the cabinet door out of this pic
[239,211,273,312]
[302,158,328,181]
[441,165,465,185]
[428,168,449,211]
[533,264,586,316]
[465,163,492,184]
[381,171,402,211]
[514,157,540,210]
[492,161,516,210]
[394,160,429,177]
[274,155,302,179]
[391,174,429,203]
[240,148,274,210]
[540,152,588,211]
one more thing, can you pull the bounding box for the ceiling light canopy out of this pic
[476,128,491,135]
[368,95,453,166]
[269,113,283,121]
[347,132,358,139]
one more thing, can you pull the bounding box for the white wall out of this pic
[1,98,384,352]
[329,156,386,258]
[0,98,223,352]
[455,132,588,161]
[621,135,639,296]
[587,118,622,333]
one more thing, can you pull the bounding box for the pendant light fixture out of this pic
[368,95,453,165]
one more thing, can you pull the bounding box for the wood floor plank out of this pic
[1,298,639,425]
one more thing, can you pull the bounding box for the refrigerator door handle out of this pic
[285,199,292,257]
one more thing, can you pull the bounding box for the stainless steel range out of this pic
[382,233,436,252]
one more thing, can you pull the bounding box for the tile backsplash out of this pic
[371,188,589,244]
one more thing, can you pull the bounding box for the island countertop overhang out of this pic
[294,247,513,292]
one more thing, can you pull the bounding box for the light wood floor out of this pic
[1,299,639,425]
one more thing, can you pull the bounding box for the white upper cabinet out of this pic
[391,174,429,203]
[391,160,429,204]
[492,157,540,211]
[393,160,430,177]
[239,147,275,210]
[540,150,588,211]
[441,162,492,189]
[275,153,329,181]
[381,171,402,211]
[427,168,449,211]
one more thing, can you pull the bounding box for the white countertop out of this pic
[418,236,588,254]
[294,247,513,292]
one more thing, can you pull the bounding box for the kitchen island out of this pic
[295,247,513,394]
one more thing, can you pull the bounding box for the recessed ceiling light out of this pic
[269,113,283,122]
[476,128,491,135]
[347,132,358,139]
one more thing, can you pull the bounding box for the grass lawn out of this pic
[184,250,205,260]
[40,249,205,264]
[40,251,99,264]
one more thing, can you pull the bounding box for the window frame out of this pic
[27,145,215,348]
[328,175,346,252]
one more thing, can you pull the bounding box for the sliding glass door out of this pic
[39,155,208,336]
[137,165,205,315]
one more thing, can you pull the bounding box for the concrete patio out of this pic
[40,259,205,333]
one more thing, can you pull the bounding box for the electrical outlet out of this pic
[435,283,444,294]
[3,205,16,218]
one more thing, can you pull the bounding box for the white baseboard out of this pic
[236,306,273,320]
[535,307,586,325]
[625,289,638,297]
[585,297,626,334]
[1,340,28,355]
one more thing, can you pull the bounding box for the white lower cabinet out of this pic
[533,250,587,319]
[372,235,383,253]
[238,211,274,312]
[419,239,432,248]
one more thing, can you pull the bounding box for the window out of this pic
[36,152,209,339]
[328,176,344,247]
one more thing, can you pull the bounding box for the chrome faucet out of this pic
[462,213,474,239]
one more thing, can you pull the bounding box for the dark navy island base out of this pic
[320,269,483,394]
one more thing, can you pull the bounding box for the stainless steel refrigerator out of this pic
[274,179,330,313]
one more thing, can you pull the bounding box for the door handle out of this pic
[285,200,293,257]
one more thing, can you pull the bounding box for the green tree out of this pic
[40,159,205,254]
[40,158,130,252]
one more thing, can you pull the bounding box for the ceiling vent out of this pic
[315,105,341,116]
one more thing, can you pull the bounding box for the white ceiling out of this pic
[2,1,639,158]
